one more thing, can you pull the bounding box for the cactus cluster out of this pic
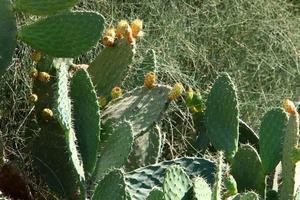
[0,0,299,200]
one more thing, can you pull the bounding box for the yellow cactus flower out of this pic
[29,67,38,78]
[169,83,184,101]
[116,20,130,39]
[283,99,297,115]
[111,86,122,99]
[131,19,143,38]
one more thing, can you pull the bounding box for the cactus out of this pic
[224,174,238,198]
[92,169,130,200]
[126,125,164,170]
[193,177,212,200]
[205,73,239,161]
[18,11,104,57]
[259,108,288,174]
[232,191,260,200]
[31,59,85,200]
[102,85,171,136]
[146,188,164,200]
[13,0,78,16]
[88,40,134,97]
[0,0,17,76]
[125,157,216,200]
[280,100,300,200]
[70,69,101,176]
[231,144,265,195]
[238,119,259,149]
[163,165,192,200]
[212,152,223,200]
[93,121,133,182]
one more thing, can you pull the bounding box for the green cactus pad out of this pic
[232,191,260,200]
[88,40,134,97]
[18,11,104,57]
[259,108,288,174]
[93,121,133,182]
[70,69,101,176]
[13,0,78,16]
[32,61,85,200]
[125,157,216,200]
[102,85,171,136]
[266,190,279,200]
[54,58,73,131]
[224,174,238,198]
[146,188,164,200]
[206,73,239,161]
[193,177,212,200]
[231,145,265,195]
[239,119,259,149]
[92,169,130,200]
[0,0,17,76]
[126,125,163,171]
[163,165,192,200]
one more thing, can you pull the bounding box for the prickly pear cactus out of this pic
[232,191,260,200]
[0,0,17,76]
[18,11,104,57]
[93,121,133,182]
[102,85,171,136]
[70,69,100,176]
[92,169,130,200]
[146,188,164,200]
[238,119,259,149]
[193,177,212,200]
[163,165,191,200]
[212,152,223,200]
[31,59,85,200]
[125,157,216,200]
[206,73,239,161]
[13,0,78,16]
[259,108,288,174]
[231,145,265,195]
[126,125,164,171]
[88,40,134,97]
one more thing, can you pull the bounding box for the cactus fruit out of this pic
[193,177,212,200]
[28,93,38,103]
[70,69,101,176]
[102,28,116,47]
[38,72,50,83]
[280,100,300,200]
[18,11,105,57]
[31,51,41,62]
[92,169,130,200]
[0,0,17,76]
[97,96,107,109]
[125,25,134,44]
[125,157,216,200]
[41,108,53,121]
[231,144,265,195]
[168,83,184,100]
[259,108,288,174]
[144,72,157,88]
[111,86,123,99]
[163,165,192,200]
[206,72,239,161]
[13,0,79,16]
[29,67,38,78]
[224,173,238,198]
[131,19,144,38]
[116,20,130,39]
[185,87,194,106]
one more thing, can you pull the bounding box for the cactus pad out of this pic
[163,165,192,200]
[88,40,134,97]
[126,125,163,170]
[70,69,101,176]
[259,108,288,174]
[238,119,259,149]
[92,169,130,200]
[102,85,171,136]
[146,188,164,200]
[231,145,265,195]
[232,191,260,200]
[206,73,239,160]
[14,0,78,16]
[193,177,212,200]
[18,11,104,57]
[93,121,133,182]
[0,0,17,76]
[125,157,216,200]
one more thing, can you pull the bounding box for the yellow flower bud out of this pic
[169,83,184,101]
[42,108,53,121]
[283,99,297,115]
[28,93,38,103]
[131,19,143,38]
[144,72,156,88]
[111,86,122,99]
[38,72,51,83]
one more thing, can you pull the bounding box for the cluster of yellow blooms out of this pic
[102,19,144,47]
